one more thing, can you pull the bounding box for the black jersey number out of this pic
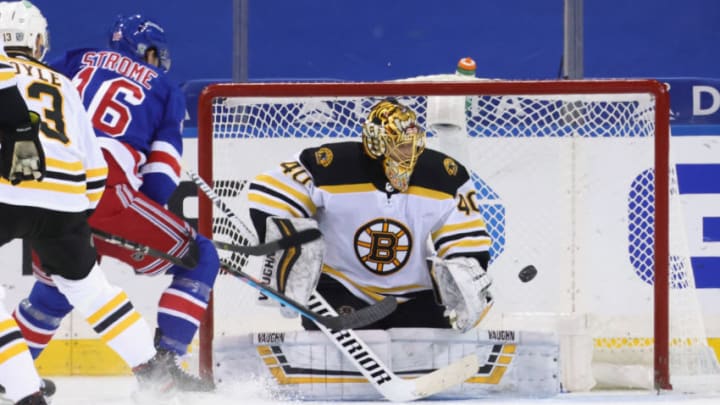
[27,81,69,144]
[280,161,311,185]
[457,190,480,215]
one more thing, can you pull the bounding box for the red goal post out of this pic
[194,79,710,391]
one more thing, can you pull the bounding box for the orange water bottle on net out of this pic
[455,57,476,112]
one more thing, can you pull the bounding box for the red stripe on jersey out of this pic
[147,150,181,177]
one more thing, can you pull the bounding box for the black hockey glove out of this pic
[0,111,45,185]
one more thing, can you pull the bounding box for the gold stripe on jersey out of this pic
[0,319,29,364]
[323,265,427,303]
[100,312,142,343]
[248,193,304,218]
[0,177,85,193]
[254,174,316,215]
[87,190,104,203]
[85,291,143,343]
[0,157,107,196]
[47,157,83,171]
[317,183,377,194]
[0,341,29,364]
[431,219,488,240]
[87,166,109,178]
[87,292,128,325]
[0,70,14,82]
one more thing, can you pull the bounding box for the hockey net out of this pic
[195,79,720,391]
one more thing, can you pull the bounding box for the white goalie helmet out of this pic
[0,1,49,60]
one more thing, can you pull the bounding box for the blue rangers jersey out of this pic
[50,48,186,205]
[248,141,491,304]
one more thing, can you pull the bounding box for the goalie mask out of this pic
[0,0,49,60]
[362,99,426,192]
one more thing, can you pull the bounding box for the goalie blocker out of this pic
[258,217,324,318]
[213,327,560,400]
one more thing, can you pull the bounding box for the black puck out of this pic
[518,265,538,283]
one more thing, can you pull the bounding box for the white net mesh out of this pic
[198,80,720,391]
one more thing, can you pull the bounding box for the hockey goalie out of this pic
[213,98,560,400]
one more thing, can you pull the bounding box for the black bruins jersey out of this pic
[248,141,491,303]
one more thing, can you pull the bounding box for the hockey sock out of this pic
[0,300,42,403]
[12,281,72,359]
[51,264,155,368]
[157,234,219,354]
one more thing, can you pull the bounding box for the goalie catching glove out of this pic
[431,256,494,333]
[0,110,45,185]
[259,217,324,318]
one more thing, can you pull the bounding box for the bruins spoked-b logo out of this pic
[354,218,412,275]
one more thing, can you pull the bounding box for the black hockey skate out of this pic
[0,378,54,404]
[133,348,214,395]
[155,348,215,392]
[151,329,214,392]
[15,392,46,405]
[131,350,181,405]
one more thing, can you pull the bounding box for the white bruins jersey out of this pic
[248,141,491,304]
[0,54,107,212]
[0,43,16,90]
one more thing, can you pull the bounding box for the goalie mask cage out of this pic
[196,79,720,391]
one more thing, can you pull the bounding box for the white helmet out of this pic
[0,1,48,60]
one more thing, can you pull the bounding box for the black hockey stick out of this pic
[212,228,321,256]
[218,259,397,331]
[92,227,320,257]
[92,228,199,268]
[90,228,396,330]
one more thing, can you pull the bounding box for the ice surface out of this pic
[46,375,720,405]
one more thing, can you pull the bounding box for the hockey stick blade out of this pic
[219,261,397,330]
[213,228,321,256]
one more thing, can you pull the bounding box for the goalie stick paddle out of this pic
[212,228,321,256]
[309,293,479,402]
[90,228,396,330]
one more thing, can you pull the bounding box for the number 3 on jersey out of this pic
[73,66,145,136]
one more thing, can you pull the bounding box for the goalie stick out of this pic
[189,170,479,401]
[310,293,479,402]
[210,229,322,256]
[188,170,257,241]
[91,228,395,330]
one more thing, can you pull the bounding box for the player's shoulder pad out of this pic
[298,141,374,186]
[48,47,97,75]
[411,147,470,194]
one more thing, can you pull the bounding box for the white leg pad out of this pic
[213,328,560,400]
